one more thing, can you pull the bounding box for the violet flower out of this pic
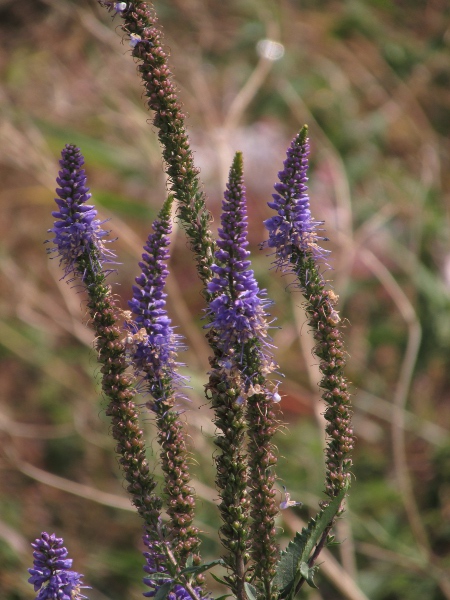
[204,153,279,600]
[128,197,200,563]
[28,532,88,600]
[263,126,354,591]
[49,145,164,533]
[206,153,273,373]
[264,126,353,500]
[48,144,114,280]
[264,126,329,271]
[127,196,186,403]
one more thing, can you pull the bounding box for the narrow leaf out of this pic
[180,558,225,576]
[186,555,194,569]
[145,573,173,582]
[244,582,259,600]
[210,573,229,586]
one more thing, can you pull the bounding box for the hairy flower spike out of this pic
[204,154,279,600]
[264,125,328,270]
[128,196,185,401]
[28,532,88,600]
[128,197,200,563]
[265,126,354,498]
[49,145,164,534]
[48,144,114,280]
[264,127,354,591]
[206,152,273,373]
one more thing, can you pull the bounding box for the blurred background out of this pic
[1,0,450,598]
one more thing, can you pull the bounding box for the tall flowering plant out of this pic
[28,2,353,599]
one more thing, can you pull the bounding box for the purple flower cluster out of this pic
[28,532,88,600]
[206,153,272,361]
[48,144,114,280]
[142,535,203,600]
[127,199,186,401]
[264,127,328,269]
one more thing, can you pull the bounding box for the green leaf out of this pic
[299,562,318,589]
[145,573,173,582]
[153,582,173,600]
[244,582,259,600]
[210,573,229,586]
[275,484,348,599]
[180,558,225,577]
[186,555,194,569]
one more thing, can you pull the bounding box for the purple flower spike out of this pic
[28,532,89,600]
[128,197,186,402]
[48,144,115,280]
[206,152,272,362]
[264,125,329,269]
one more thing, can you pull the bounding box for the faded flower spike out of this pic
[48,144,114,280]
[206,152,273,368]
[264,125,329,270]
[28,532,88,600]
[98,0,216,290]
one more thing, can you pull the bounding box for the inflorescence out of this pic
[265,126,354,501]
[206,152,274,379]
[28,532,88,600]
[34,5,353,600]
[47,144,115,281]
[264,126,329,272]
[127,196,187,405]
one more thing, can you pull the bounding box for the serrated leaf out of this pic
[180,558,225,577]
[275,484,348,599]
[244,582,259,600]
[153,582,173,600]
